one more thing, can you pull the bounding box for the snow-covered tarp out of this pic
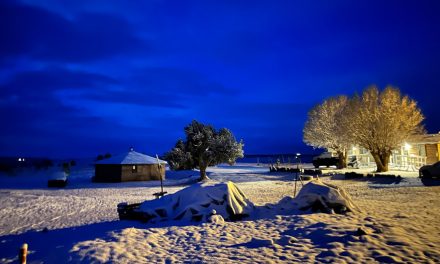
[130,181,255,222]
[293,179,358,214]
[49,171,67,181]
[119,179,357,224]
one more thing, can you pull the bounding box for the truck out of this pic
[312,152,339,168]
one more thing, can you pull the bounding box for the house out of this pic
[406,133,440,165]
[347,132,440,170]
[94,148,167,182]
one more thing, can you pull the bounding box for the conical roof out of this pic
[95,149,167,165]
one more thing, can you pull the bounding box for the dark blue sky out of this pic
[1,0,439,158]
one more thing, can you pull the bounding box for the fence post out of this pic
[19,243,28,264]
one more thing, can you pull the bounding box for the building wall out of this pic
[120,164,165,182]
[425,144,439,164]
[409,144,425,156]
[438,144,440,162]
[94,165,122,182]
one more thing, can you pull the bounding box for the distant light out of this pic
[296,153,301,156]
[404,143,411,151]
[352,146,357,151]
[18,158,22,162]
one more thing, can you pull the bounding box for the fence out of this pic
[349,153,427,171]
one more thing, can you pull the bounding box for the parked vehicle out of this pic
[312,152,339,168]
[48,171,68,187]
[419,161,440,179]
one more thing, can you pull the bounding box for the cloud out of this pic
[0,65,237,157]
[1,0,439,157]
[54,66,236,111]
[0,1,146,63]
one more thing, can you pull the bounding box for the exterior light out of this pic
[18,158,22,162]
[404,143,411,151]
[352,146,357,151]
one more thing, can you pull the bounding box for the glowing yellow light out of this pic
[404,143,411,151]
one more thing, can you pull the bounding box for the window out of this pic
[132,165,137,173]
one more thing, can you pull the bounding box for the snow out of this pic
[95,150,167,165]
[293,179,358,213]
[1,163,440,263]
[49,170,67,181]
[136,181,254,222]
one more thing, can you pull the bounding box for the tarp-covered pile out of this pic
[118,179,358,224]
[120,181,254,223]
[294,179,358,214]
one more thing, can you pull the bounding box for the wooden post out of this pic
[155,155,165,196]
[294,153,302,197]
[19,243,28,264]
[294,174,297,197]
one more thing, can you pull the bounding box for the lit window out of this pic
[132,165,137,173]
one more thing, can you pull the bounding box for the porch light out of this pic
[404,143,411,151]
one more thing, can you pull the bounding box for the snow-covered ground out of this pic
[1,163,439,263]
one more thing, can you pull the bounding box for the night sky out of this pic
[1,0,439,158]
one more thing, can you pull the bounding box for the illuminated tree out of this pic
[165,120,244,181]
[303,96,351,169]
[346,86,424,172]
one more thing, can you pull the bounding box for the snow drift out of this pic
[119,181,254,223]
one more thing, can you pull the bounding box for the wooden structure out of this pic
[407,133,440,165]
[94,148,167,182]
[346,132,440,169]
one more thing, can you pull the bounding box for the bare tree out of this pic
[346,86,424,172]
[303,96,351,169]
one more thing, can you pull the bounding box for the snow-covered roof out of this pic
[407,133,440,144]
[95,149,167,165]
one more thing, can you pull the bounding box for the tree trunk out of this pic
[371,151,390,172]
[199,166,208,181]
[379,153,390,172]
[337,150,347,169]
[371,152,384,172]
